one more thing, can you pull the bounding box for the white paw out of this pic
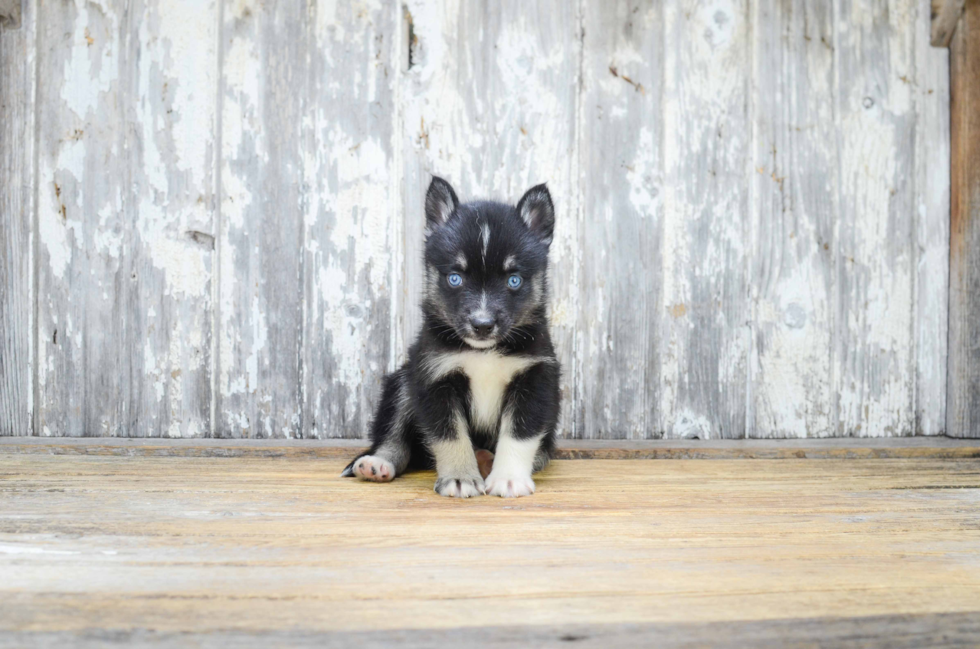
[434,476,485,498]
[485,471,535,498]
[352,455,395,482]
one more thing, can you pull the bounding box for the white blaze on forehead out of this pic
[503,255,517,272]
[480,222,491,266]
[455,253,467,270]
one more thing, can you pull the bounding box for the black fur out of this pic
[342,177,561,496]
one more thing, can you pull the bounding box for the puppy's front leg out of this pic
[484,411,542,498]
[419,380,484,498]
[485,364,559,498]
[431,412,484,498]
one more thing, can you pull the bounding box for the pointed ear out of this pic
[425,176,459,232]
[516,183,555,246]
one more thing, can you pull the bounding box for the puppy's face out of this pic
[422,178,555,348]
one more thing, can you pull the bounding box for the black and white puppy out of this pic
[341,177,561,498]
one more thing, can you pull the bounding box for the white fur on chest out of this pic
[425,351,543,431]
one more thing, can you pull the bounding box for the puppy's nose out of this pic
[469,316,496,337]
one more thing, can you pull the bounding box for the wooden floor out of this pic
[2,452,980,647]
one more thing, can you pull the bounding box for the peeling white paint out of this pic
[627,127,660,218]
[59,1,118,121]
[149,238,210,297]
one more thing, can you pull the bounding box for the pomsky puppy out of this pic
[341,177,561,498]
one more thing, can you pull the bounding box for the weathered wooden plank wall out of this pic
[0,0,958,439]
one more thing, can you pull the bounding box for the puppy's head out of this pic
[422,176,554,349]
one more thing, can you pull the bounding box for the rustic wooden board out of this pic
[217,0,307,438]
[34,0,137,436]
[1,436,978,460]
[0,1,37,436]
[660,0,751,439]
[398,0,581,433]
[5,613,980,649]
[132,0,218,438]
[576,2,663,439]
[217,0,397,440]
[948,0,980,438]
[2,455,980,641]
[835,0,917,437]
[748,0,835,438]
[915,0,951,436]
[33,0,216,437]
[301,2,398,439]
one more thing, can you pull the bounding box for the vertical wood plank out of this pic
[577,1,663,439]
[132,0,218,437]
[947,0,980,438]
[34,0,138,436]
[0,1,37,436]
[399,0,580,435]
[914,0,950,435]
[35,0,216,437]
[834,0,917,436]
[748,1,835,438]
[218,0,306,438]
[303,1,397,438]
[660,0,751,439]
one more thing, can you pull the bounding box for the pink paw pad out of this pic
[353,456,395,482]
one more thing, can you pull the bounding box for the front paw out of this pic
[350,455,395,482]
[485,471,535,498]
[434,476,485,498]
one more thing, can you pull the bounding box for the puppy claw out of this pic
[350,455,395,483]
[485,472,535,498]
[434,476,485,498]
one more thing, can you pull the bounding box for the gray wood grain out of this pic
[217,0,308,438]
[398,0,580,435]
[835,0,917,437]
[302,2,398,439]
[576,1,663,439]
[131,0,217,438]
[659,0,751,439]
[34,0,215,437]
[947,0,980,438]
[915,0,950,436]
[0,1,37,436]
[35,0,137,437]
[7,612,979,649]
[747,1,835,438]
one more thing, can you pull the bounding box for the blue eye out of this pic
[507,275,522,289]
[447,273,463,287]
